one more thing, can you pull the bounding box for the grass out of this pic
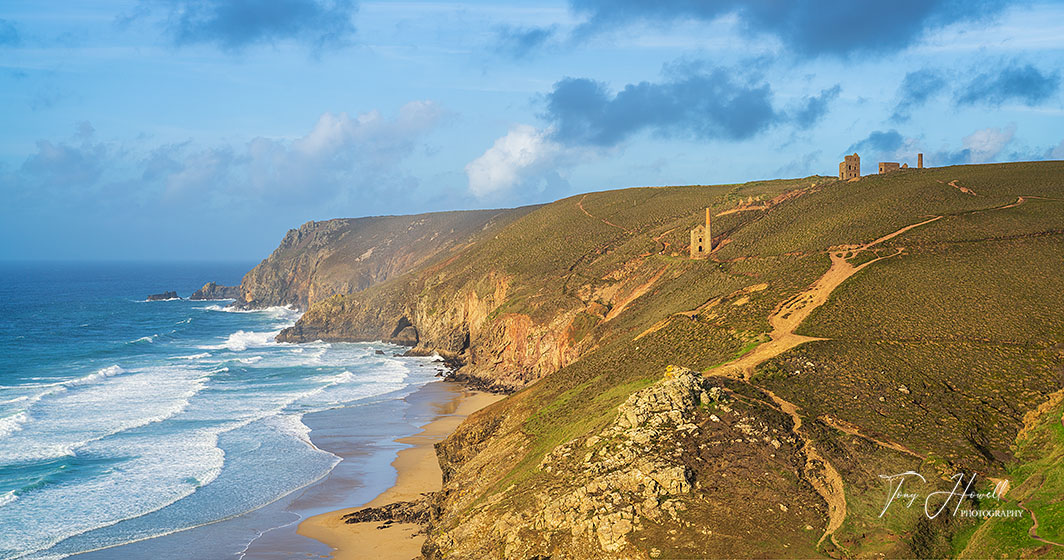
[283,161,1064,558]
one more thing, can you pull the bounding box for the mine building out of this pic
[839,153,860,179]
[690,208,713,259]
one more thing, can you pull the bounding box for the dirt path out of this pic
[997,196,1027,210]
[605,266,668,321]
[577,194,634,233]
[759,387,849,551]
[710,216,942,382]
[1019,501,1064,547]
[717,186,813,217]
[703,216,943,552]
[938,179,979,196]
[819,415,925,460]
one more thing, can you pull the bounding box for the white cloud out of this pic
[154,101,443,205]
[465,124,565,197]
[6,102,446,212]
[1049,139,1064,160]
[961,124,1016,162]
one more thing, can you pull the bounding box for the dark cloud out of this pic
[847,130,904,155]
[152,0,357,51]
[0,18,19,46]
[791,85,841,129]
[568,0,1013,58]
[544,68,792,146]
[543,66,839,147]
[955,63,1060,107]
[891,69,947,122]
[495,25,556,58]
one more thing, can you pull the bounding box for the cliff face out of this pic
[189,282,241,300]
[235,208,533,310]
[276,269,591,390]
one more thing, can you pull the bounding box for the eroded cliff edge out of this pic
[234,208,535,310]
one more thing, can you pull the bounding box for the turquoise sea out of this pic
[0,262,443,559]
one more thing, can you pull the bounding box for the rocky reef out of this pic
[146,291,178,301]
[189,282,241,300]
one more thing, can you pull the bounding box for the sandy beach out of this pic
[297,382,503,560]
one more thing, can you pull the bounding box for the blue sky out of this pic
[1,0,1062,261]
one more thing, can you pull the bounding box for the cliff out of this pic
[273,162,1064,557]
[234,208,535,310]
[189,282,241,300]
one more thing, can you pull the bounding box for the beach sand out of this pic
[297,383,503,560]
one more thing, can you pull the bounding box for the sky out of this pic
[1,0,1062,261]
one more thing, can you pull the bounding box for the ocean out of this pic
[0,262,445,559]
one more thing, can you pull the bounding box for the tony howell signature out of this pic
[878,471,1018,519]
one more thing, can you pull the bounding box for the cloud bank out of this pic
[149,0,358,50]
[6,101,443,212]
[955,63,1060,107]
[567,0,1014,57]
[542,66,839,147]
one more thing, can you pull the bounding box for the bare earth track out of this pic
[590,184,1053,554]
[705,215,943,553]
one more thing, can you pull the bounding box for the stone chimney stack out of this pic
[918,153,923,168]
[705,207,712,250]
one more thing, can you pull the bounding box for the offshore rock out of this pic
[146,291,178,301]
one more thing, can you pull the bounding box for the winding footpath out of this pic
[577,194,634,233]
[698,187,1061,553]
[706,215,943,554]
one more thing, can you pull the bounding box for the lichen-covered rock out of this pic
[429,366,721,559]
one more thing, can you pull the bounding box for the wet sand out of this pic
[297,384,503,559]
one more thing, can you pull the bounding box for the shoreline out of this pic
[76,360,455,560]
[297,382,503,559]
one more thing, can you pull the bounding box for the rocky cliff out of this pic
[235,208,534,310]
[189,282,241,300]
[426,367,823,558]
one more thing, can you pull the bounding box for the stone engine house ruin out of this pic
[839,153,860,180]
[841,152,925,179]
[878,153,923,174]
[690,208,713,259]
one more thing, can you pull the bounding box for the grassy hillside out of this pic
[280,161,1064,558]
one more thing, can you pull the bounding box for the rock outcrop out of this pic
[146,291,178,301]
[342,498,432,526]
[189,282,241,300]
[424,367,819,559]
